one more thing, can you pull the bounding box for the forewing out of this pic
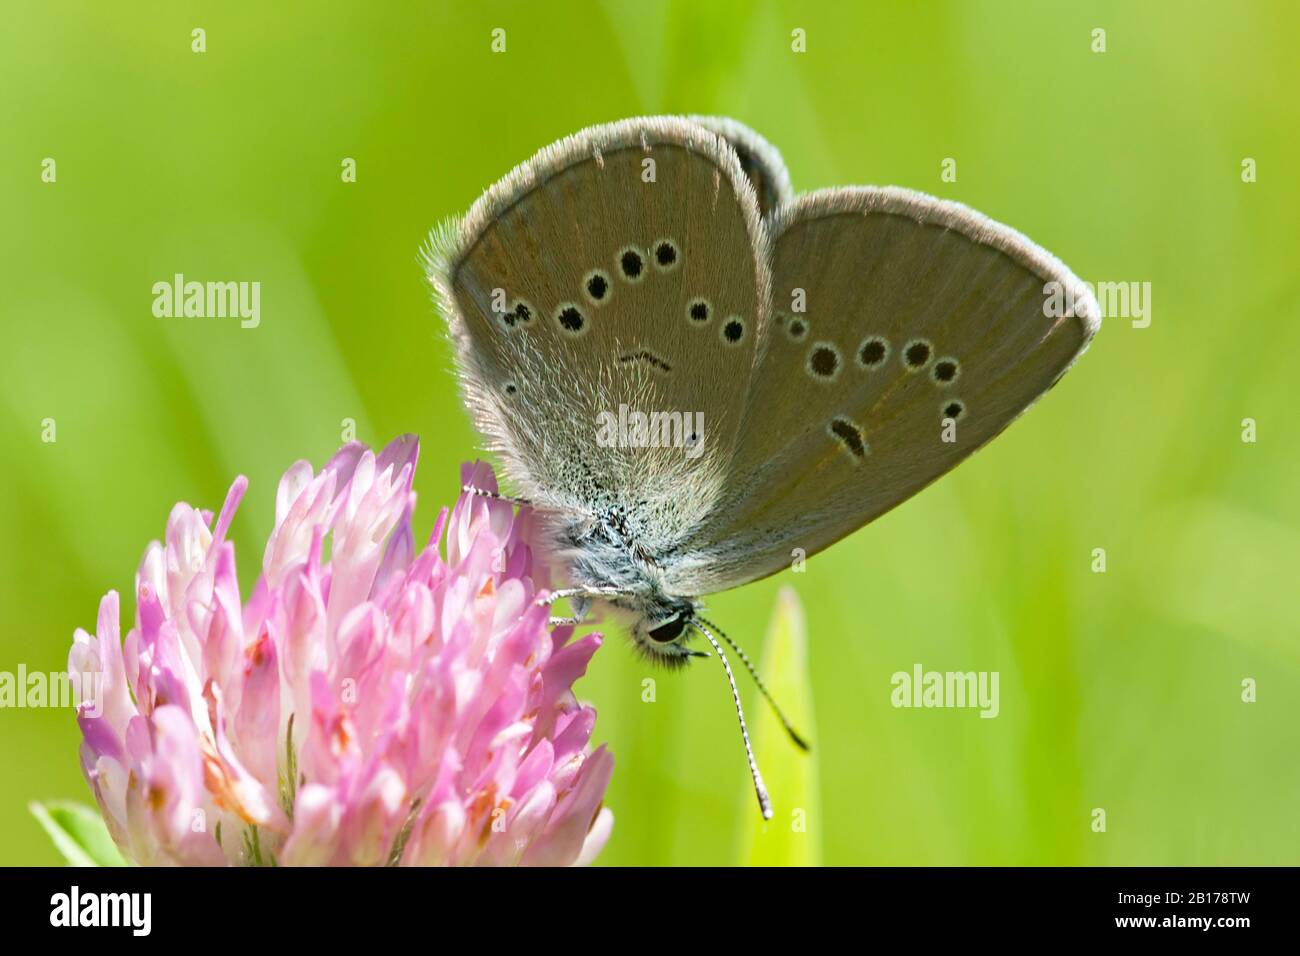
[426,117,771,541]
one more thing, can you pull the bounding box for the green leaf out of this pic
[29,801,128,867]
[735,587,822,866]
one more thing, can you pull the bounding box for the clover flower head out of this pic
[69,436,613,866]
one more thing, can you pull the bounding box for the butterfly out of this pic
[424,116,1099,818]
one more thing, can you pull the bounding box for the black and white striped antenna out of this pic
[698,615,811,753]
[692,619,774,821]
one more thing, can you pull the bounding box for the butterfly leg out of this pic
[461,485,532,507]
[548,596,594,628]
[537,586,629,607]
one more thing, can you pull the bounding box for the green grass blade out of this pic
[735,586,821,866]
[29,801,127,867]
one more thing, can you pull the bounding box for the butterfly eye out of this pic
[646,615,687,644]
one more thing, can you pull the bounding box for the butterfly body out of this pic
[426,117,1098,814]
[427,115,1097,654]
[510,463,709,664]
[427,115,1098,814]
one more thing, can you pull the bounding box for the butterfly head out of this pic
[625,596,704,669]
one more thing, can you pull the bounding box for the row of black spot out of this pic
[781,317,961,389]
[498,239,683,338]
[504,297,588,336]
[814,330,968,462]
[684,297,747,345]
[586,239,679,306]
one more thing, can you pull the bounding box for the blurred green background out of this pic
[2,0,1297,866]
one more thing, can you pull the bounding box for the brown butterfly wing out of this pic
[664,187,1099,596]
[426,117,772,546]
